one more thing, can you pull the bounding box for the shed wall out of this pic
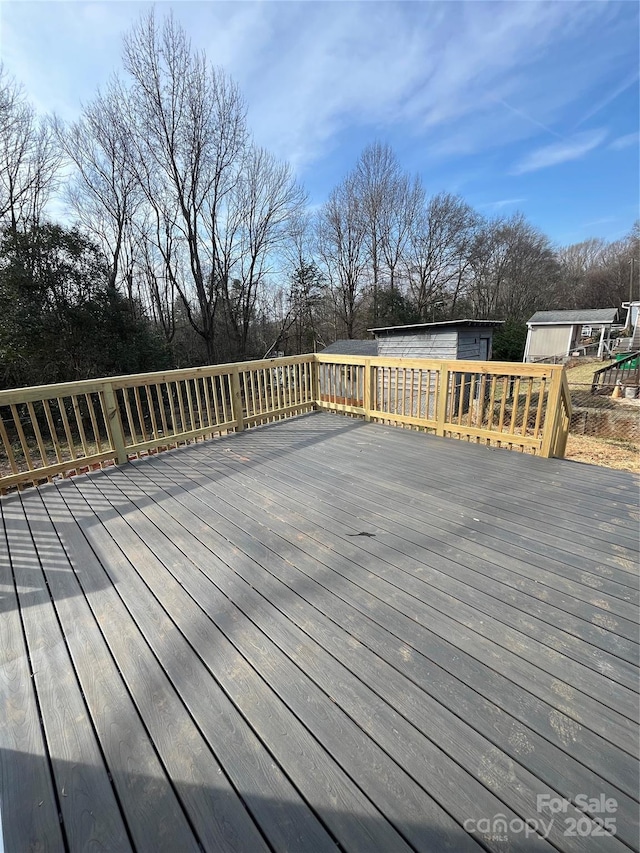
[456,329,493,360]
[376,331,458,359]
[527,326,572,361]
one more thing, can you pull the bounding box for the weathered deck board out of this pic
[183,442,639,683]
[118,452,640,849]
[127,435,639,793]
[4,498,132,852]
[0,503,65,853]
[1,411,638,853]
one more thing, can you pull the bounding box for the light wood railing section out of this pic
[0,355,316,491]
[316,353,571,457]
[0,353,571,491]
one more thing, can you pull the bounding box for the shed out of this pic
[368,319,503,361]
[524,309,619,362]
[320,321,502,417]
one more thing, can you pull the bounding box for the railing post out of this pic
[363,359,373,421]
[436,364,450,437]
[102,383,128,465]
[540,368,563,458]
[230,367,245,431]
[312,357,321,408]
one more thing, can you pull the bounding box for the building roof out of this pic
[527,309,619,325]
[368,319,504,335]
[320,339,378,356]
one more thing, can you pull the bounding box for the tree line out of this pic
[1,10,638,388]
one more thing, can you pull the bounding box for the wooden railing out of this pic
[591,352,640,394]
[0,355,316,492]
[0,353,572,491]
[316,354,571,458]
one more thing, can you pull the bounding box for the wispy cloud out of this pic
[196,0,626,171]
[575,71,639,127]
[479,198,526,210]
[609,132,640,151]
[512,130,607,175]
[490,97,563,140]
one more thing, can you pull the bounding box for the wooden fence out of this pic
[0,353,571,491]
[591,351,640,394]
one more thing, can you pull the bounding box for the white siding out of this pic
[526,326,572,361]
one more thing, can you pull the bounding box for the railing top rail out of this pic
[592,351,640,378]
[0,353,315,405]
[316,352,564,376]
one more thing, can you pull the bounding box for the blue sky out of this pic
[1,1,638,246]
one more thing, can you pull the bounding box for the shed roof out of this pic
[527,309,619,325]
[368,319,504,335]
[320,339,378,356]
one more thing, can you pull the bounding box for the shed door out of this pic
[479,337,490,361]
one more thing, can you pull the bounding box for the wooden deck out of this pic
[1,411,638,853]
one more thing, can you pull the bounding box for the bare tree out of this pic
[215,146,306,357]
[58,79,141,294]
[317,175,368,338]
[122,10,247,362]
[469,214,559,320]
[405,192,479,320]
[352,142,424,320]
[0,64,60,236]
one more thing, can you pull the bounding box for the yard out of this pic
[564,359,639,473]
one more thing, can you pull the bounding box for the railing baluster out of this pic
[145,386,160,443]
[0,411,18,474]
[42,399,64,464]
[176,382,187,434]
[84,393,102,453]
[10,404,34,470]
[26,402,49,469]
[156,383,170,439]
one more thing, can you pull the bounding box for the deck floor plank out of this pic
[206,444,639,669]
[24,488,205,853]
[118,454,640,851]
[82,468,485,853]
[40,484,277,853]
[233,418,638,595]
[54,479,345,853]
[185,438,639,678]
[212,420,639,619]
[1,411,638,853]
[127,443,639,797]
[63,476,423,853]
[131,444,637,752]
[6,493,133,852]
[0,496,65,853]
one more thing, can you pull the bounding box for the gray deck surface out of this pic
[1,411,638,853]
